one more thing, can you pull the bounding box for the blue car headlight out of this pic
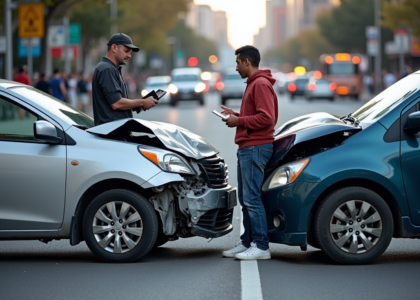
[263,158,310,191]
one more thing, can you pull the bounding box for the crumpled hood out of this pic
[86,118,219,159]
[268,112,362,167]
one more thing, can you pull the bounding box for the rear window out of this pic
[223,73,242,80]
[296,78,309,83]
[172,74,199,82]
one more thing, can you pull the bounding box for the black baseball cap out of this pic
[107,33,139,52]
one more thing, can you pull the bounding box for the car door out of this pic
[0,95,66,230]
[400,100,420,225]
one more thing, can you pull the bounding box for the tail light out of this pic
[329,82,337,91]
[288,83,296,92]
[204,82,210,92]
[216,82,224,91]
[308,83,317,91]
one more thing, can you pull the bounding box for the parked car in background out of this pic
[262,71,420,264]
[216,69,246,105]
[304,77,337,101]
[0,79,235,263]
[141,76,171,104]
[201,71,219,91]
[274,72,290,94]
[169,68,207,106]
[288,77,309,99]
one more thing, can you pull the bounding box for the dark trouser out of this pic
[237,143,273,250]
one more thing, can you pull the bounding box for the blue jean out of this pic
[237,143,273,250]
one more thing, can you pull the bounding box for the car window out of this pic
[172,74,199,82]
[223,74,242,80]
[147,82,167,87]
[0,97,38,141]
[10,87,95,128]
[352,74,420,124]
[296,78,309,83]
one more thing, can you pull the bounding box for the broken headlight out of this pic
[139,146,195,175]
[264,158,310,190]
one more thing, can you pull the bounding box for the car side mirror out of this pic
[34,120,63,144]
[404,111,420,135]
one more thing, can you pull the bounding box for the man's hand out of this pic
[141,96,159,110]
[221,105,237,116]
[223,114,239,128]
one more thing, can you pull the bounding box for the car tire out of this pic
[329,97,334,101]
[199,96,205,106]
[83,189,158,263]
[170,98,177,107]
[315,187,393,265]
[221,97,227,106]
[153,230,169,248]
[290,94,295,100]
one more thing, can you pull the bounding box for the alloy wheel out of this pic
[330,200,382,254]
[92,201,143,254]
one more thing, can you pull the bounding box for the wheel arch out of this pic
[307,178,403,242]
[70,179,155,246]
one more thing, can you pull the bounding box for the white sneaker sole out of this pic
[234,254,271,260]
[222,250,247,258]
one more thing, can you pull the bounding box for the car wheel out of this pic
[315,187,393,264]
[329,97,334,101]
[199,96,205,106]
[170,99,177,107]
[290,94,295,100]
[221,97,227,106]
[153,230,169,248]
[83,189,158,263]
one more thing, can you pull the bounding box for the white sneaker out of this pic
[234,242,271,260]
[222,242,249,258]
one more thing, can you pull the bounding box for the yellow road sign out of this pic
[19,4,44,38]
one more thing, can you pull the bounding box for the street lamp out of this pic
[4,0,17,80]
[166,37,177,71]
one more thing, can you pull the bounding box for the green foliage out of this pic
[317,0,376,52]
[382,0,420,37]
[167,19,219,70]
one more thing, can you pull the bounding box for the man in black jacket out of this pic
[92,33,158,125]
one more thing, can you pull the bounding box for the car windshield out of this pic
[328,63,356,75]
[147,82,167,87]
[10,86,95,128]
[223,73,242,80]
[296,78,309,83]
[172,74,199,82]
[351,74,420,124]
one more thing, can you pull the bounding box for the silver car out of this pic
[0,80,236,263]
[218,70,246,106]
[304,77,336,101]
[141,76,171,104]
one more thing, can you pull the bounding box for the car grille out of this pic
[196,208,233,231]
[197,156,228,188]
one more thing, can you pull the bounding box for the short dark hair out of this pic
[19,66,25,73]
[53,68,60,75]
[40,73,46,79]
[235,45,260,67]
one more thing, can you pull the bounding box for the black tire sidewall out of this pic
[315,187,393,264]
[83,189,158,263]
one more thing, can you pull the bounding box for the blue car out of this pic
[263,71,420,264]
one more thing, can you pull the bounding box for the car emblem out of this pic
[219,162,226,177]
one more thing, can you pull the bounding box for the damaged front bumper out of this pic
[189,186,237,238]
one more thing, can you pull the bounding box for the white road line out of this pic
[239,207,264,300]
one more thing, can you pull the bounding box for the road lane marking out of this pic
[239,207,264,300]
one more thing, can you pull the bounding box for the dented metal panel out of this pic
[86,118,219,159]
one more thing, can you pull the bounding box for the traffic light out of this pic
[188,57,198,67]
[209,55,218,63]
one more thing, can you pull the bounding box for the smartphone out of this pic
[156,89,167,99]
[212,110,228,119]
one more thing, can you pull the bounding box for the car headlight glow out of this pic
[266,158,310,190]
[168,84,178,94]
[141,89,148,97]
[194,82,206,93]
[139,147,194,175]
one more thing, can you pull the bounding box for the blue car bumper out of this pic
[262,181,326,246]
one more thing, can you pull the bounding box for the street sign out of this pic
[69,24,80,45]
[135,51,146,67]
[150,55,163,69]
[48,26,65,47]
[394,28,409,53]
[367,39,378,56]
[50,46,79,58]
[0,36,6,53]
[18,38,41,57]
[366,26,378,39]
[19,4,44,38]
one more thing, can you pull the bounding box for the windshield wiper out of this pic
[73,124,90,130]
[340,114,360,127]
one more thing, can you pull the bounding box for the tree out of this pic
[317,0,376,53]
[381,0,420,37]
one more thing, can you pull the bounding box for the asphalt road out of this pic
[1,92,420,300]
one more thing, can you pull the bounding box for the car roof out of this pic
[0,79,28,89]
[171,68,202,75]
[146,76,171,84]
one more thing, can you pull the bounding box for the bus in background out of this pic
[319,53,362,100]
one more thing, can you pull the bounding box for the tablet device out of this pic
[212,110,228,119]
[133,90,161,113]
[156,89,167,99]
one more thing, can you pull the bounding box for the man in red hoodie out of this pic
[221,45,278,260]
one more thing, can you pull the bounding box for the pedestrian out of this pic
[35,73,52,95]
[221,45,278,260]
[14,65,31,85]
[92,33,158,125]
[68,73,78,108]
[383,69,396,89]
[77,72,90,112]
[363,73,373,95]
[50,69,68,102]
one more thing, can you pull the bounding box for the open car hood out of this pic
[268,112,362,168]
[86,118,219,160]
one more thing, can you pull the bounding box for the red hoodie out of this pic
[234,70,278,149]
